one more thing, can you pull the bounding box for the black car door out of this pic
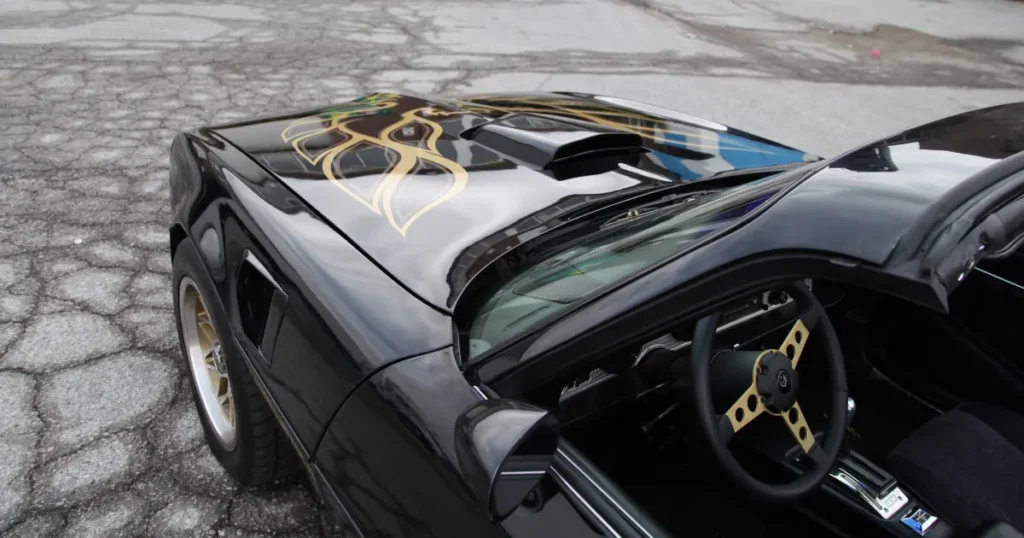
[313,347,624,538]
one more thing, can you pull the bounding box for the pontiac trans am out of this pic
[168,92,1024,538]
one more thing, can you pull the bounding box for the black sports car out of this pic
[168,92,1024,538]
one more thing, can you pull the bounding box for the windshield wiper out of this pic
[603,191,717,223]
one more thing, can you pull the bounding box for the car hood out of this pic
[211,91,815,310]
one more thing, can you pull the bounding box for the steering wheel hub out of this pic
[756,351,800,413]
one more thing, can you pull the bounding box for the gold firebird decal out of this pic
[280,93,468,236]
[280,93,787,236]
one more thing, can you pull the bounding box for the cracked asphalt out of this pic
[1,0,1023,536]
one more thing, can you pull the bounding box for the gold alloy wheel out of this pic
[179,276,237,450]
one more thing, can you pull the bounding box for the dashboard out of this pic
[557,279,815,424]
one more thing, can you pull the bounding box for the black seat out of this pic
[887,403,1024,530]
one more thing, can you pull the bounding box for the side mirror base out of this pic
[454,398,559,522]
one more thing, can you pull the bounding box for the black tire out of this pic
[172,238,299,486]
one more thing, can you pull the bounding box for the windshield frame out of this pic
[454,161,823,368]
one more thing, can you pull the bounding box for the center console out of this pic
[812,448,1024,538]
[777,396,1024,538]
[770,396,952,537]
[822,448,947,537]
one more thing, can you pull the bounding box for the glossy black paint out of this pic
[169,93,1024,537]
[453,398,559,521]
[464,114,645,171]
[314,348,609,537]
[168,129,451,455]
[473,101,1024,386]
[235,252,287,362]
[211,92,816,310]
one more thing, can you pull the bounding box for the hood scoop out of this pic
[462,114,646,179]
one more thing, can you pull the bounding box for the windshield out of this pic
[466,172,796,358]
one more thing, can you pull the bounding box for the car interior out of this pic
[515,257,1024,538]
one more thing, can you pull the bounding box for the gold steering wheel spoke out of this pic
[724,382,766,437]
[780,318,810,369]
[781,402,817,455]
[716,350,773,441]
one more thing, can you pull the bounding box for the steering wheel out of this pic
[690,280,848,502]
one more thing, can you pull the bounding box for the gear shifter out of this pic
[847,397,856,426]
[829,395,909,519]
[841,397,856,456]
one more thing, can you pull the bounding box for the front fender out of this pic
[166,127,453,455]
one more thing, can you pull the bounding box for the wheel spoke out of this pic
[723,382,765,436]
[717,351,767,438]
[204,351,220,377]
[780,318,810,369]
[781,402,817,454]
[207,368,221,387]
[197,320,217,343]
[221,387,235,425]
[182,279,238,449]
